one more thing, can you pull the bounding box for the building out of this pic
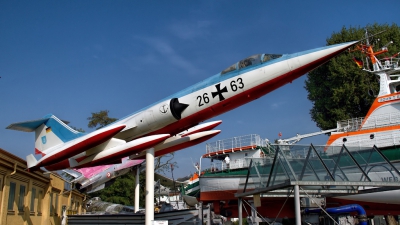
[0,148,86,225]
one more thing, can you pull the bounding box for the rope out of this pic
[242,199,271,225]
[272,188,294,223]
[242,200,251,222]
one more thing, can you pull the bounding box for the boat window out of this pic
[221,63,237,75]
[262,54,282,63]
[239,54,262,69]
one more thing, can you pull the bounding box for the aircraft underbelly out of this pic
[135,110,155,132]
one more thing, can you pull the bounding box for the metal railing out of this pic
[205,134,264,154]
[337,111,400,132]
[207,157,276,172]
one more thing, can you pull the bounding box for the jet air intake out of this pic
[130,98,189,135]
[170,98,189,120]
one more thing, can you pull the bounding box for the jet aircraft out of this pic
[7,41,358,171]
[64,157,145,193]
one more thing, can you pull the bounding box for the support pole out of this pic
[294,185,301,225]
[145,148,155,225]
[135,166,140,213]
[207,203,211,225]
[198,201,203,225]
[238,198,243,225]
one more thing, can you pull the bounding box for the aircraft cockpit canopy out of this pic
[221,53,282,75]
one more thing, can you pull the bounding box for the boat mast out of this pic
[357,29,392,97]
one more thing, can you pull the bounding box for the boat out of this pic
[325,30,400,162]
[194,135,268,196]
[181,134,400,220]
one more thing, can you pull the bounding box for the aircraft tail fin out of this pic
[7,114,84,156]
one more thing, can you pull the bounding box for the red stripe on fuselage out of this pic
[36,125,126,169]
[146,52,341,138]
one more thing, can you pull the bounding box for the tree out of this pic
[87,110,118,129]
[91,172,137,205]
[70,126,85,133]
[305,23,400,130]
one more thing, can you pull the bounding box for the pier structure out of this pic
[234,143,400,225]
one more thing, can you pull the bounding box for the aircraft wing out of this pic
[67,157,145,193]
[115,158,144,172]
[76,165,113,179]
[11,113,221,172]
[62,169,89,185]
[63,169,84,180]
[66,122,221,170]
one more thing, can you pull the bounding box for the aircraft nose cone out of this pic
[289,41,358,76]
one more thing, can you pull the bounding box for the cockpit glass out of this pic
[239,54,262,69]
[262,54,282,63]
[220,53,282,75]
[221,63,237,75]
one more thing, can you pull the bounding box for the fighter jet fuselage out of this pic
[7,41,357,171]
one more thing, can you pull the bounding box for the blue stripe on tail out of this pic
[43,114,84,142]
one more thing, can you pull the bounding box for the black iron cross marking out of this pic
[211,83,228,101]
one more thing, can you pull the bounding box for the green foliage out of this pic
[87,110,118,129]
[87,170,150,207]
[88,172,138,206]
[70,126,85,133]
[232,218,249,225]
[305,23,400,130]
[89,158,179,207]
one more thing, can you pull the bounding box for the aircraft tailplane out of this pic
[26,154,38,169]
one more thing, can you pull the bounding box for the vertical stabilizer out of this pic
[7,114,84,156]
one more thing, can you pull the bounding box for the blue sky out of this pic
[0,1,398,178]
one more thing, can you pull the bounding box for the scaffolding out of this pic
[235,144,400,225]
